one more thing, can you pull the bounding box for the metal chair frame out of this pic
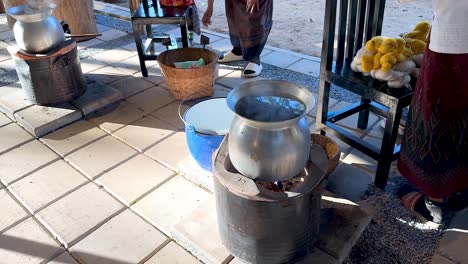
[131,0,189,77]
[316,0,414,188]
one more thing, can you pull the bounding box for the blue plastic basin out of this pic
[182,98,234,172]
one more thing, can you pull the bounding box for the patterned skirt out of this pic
[397,48,468,199]
[225,0,273,60]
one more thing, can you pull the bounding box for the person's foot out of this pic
[398,186,445,224]
[242,62,262,78]
[218,51,243,63]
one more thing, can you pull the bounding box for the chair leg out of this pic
[316,80,331,136]
[357,98,371,129]
[180,19,189,48]
[132,23,149,77]
[375,102,403,189]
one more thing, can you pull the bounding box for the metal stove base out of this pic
[170,190,371,264]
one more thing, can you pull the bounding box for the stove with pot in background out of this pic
[6,2,86,106]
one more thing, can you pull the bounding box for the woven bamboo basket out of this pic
[311,134,340,176]
[157,48,218,100]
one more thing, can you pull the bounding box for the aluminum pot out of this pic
[226,80,316,181]
[8,4,65,54]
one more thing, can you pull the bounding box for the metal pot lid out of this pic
[184,98,235,135]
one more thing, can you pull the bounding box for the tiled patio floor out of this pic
[0,2,466,264]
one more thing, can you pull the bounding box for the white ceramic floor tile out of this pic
[172,199,231,264]
[216,70,265,89]
[127,86,175,114]
[286,59,321,76]
[108,75,155,98]
[47,252,79,264]
[87,101,145,133]
[97,29,128,42]
[151,102,189,130]
[145,241,201,264]
[36,183,124,248]
[79,58,107,74]
[144,132,190,171]
[0,189,29,232]
[87,66,128,85]
[10,160,88,213]
[0,140,59,185]
[93,48,134,65]
[0,122,33,154]
[97,155,175,206]
[112,115,177,152]
[132,176,210,235]
[0,218,63,264]
[0,112,12,127]
[261,51,301,68]
[71,210,168,264]
[65,136,137,179]
[40,120,107,157]
[112,55,157,76]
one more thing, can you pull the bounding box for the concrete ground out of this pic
[0,2,466,264]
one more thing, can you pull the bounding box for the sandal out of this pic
[398,187,445,224]
[218,51,243,63]
[242,62,262,78]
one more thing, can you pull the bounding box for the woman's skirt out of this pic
[397,48,468,199]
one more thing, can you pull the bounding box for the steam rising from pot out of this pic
[23,0,57,14]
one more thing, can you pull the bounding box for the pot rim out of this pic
[226,80,316,128]
[8,4,56,23]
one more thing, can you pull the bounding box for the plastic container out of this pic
[180,97,235,171]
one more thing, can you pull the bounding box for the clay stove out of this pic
[213,137,329,264]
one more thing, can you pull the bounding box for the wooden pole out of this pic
[54,0,98,41]
[3,0,98,41]
[0,1,5,13]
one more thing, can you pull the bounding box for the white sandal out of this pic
[218,51,243,63]
[242,62,262,78]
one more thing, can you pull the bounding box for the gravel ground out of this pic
[345,166,444,264]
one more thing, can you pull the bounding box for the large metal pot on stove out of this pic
[227,80,316,182]
[8,3,65,54]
